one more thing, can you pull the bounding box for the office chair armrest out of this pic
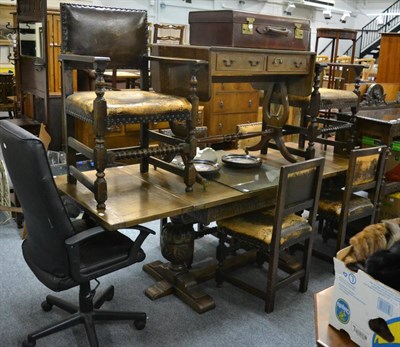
[147,55,208,67]
[65,226,108,281]
[65,225,155,282]
[65,226,106,246]
[125,225,155,261]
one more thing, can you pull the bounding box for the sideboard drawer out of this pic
[267,55,308,73]
[212,91,259,114]
[215,53,265,72]
[209,113,258,135]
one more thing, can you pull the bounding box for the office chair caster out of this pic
[134,317,147,330]
[41,300,52,312]
[22,340,35,347]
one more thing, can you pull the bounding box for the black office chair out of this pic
[216,157,325,313]
[0,121,155,347]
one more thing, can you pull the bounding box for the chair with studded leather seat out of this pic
[262,61,365,161]
[289,61,366,157]
[59,4,207,211]
[317,146,387,261]
[216,157,325,313]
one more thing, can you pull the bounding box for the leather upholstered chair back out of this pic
[0,121,75,277]
[317,145,387,258]
[61,4,148,69]
[216,157,325,313]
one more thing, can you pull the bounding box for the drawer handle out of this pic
[256,26,290,36]
[218,123,223,131]
[293,61,303,68]
[248,60,260,67]
[223,59,234,67]
[272,58,283,65]
[219,100,224,109]
[248,99,253,107]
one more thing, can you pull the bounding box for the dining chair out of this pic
[59,4,207,211]
[153,23,185,45]
[293,61,366,155]
[317,146,387,260]
[0,120,155,347]
[355,57,376,82]
[216,157,325,313]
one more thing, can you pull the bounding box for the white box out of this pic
[329,247,400,346]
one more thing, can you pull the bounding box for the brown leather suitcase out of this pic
[189,10,310,51]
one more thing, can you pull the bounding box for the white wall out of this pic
[0,0,397,55]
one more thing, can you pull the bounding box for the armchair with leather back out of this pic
[59,4,208,211]
[0,120,155,347]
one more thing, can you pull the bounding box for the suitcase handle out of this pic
[256,26,290,36]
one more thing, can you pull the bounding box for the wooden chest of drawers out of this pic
[202,82,259,136]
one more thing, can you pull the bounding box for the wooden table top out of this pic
[55,145,349,230]
[314,287,358,347]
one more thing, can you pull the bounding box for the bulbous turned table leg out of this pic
[143,216,216,314]
[160,218,195,271]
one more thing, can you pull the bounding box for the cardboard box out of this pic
[329,247,400,346]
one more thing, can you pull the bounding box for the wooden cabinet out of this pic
[47,11,61,93]
[16,10,62,94]
[376,33,400,83]
[201,82,259,136]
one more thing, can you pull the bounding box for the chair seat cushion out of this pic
[286,88,358,110]
[318,191,374,218]
[217,209,312,246]
[319,88,359,109]
[79,230,144,276]
[66,90,192,123]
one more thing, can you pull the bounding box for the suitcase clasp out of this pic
[242,17,255,35]
[294,23,304,39]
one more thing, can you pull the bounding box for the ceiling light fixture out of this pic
[284,2,296,15]
[340,11,350,23]
[323,8,332,20]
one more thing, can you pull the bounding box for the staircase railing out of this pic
[343,0,400,58]
[317,0,400,58]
